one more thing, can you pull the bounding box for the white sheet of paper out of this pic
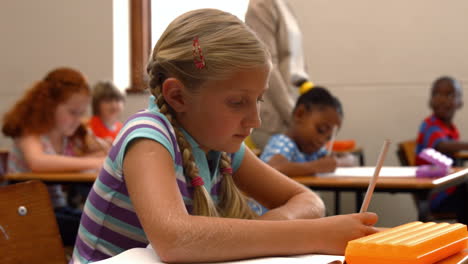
[92,247,345,264]
[318,166,418,177]
[92,248,162,264]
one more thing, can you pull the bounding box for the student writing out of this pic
[71,9,378,264]
[260,87,355,176]
[2,67,107,245]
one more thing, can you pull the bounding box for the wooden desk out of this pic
[291,167,468,220]
[5,171,97,183]
[454,151,468,166]
[436,248,468,264]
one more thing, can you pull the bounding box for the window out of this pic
[113,0,248,93]
[113,0,130,91]
[151,1,249,47]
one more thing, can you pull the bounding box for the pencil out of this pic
[359,139,391,213]
[327,125,338,156]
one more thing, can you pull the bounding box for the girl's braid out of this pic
[151,72,219,217]
[219,153,257,219]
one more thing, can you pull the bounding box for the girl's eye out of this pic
[317,125,329,135]
[70,110,83,117]
[257,96,264,103]
[227,97,244,107]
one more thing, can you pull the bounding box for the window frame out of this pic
[127,0,152,94]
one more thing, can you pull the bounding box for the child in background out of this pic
[88,81,125,144]
[1,67,107,245]
[416,76,467,224]
[260,87,356,176]
[71,9,378,264]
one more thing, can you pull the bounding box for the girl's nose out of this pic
[243,105,261,128]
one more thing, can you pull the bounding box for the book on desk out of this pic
[92,245,345,264]
[318,166,419,178]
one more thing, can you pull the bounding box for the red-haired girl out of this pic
[2,67,107,245]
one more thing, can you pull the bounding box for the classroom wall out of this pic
[1,0,466,227]
[0,0,113,148]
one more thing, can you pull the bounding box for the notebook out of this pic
[92,245,345,264]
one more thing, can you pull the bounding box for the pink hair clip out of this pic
[192,36,206,69]
[191,176,204,187]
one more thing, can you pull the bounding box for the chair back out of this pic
[0,149,8,183]
[0,180,67,264]
[397,139,417,166]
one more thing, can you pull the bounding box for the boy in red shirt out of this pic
[416,76,467,224]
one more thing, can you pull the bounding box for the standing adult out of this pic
[246,0,313,149]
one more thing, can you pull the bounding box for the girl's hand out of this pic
[85,132,111,155]
[92,156,106,169]
[335,153,358,167]
[311,156,337,173]
[313,212,379,255]
[81,156,106,172]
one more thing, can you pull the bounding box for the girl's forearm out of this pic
[151,215,327,263]
[269,161,318,176]
[257,191,325,220]
[26,154,103,172]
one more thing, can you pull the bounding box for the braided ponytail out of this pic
[218,153,257,219]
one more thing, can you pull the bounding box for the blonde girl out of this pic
[71,9,378,263]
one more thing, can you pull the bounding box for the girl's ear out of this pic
[161,78,187,112]
[456,97,463,110]
[292,104,307,123]
[428,98,435,110]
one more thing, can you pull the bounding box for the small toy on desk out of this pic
[345,221,468,264]
[416,148,453,178]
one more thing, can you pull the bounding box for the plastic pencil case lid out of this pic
[416,165,450,178]
[345,221,468,264]
[418,148,453,168]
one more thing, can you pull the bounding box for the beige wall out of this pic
[0,0,114,148]
[1,0,466,227]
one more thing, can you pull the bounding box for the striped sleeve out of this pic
[422,125,447,149]
[110,112,179,171]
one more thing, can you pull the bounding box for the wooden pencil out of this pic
[359,139,391,213]
[327,125,338,156]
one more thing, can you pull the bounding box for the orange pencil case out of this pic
[345,221,467,264]
[326,140,356,152]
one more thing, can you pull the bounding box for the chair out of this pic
[0,149,8,183]
[0,180,67,264]
[396,139,417,166]
[396,140,459,222]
